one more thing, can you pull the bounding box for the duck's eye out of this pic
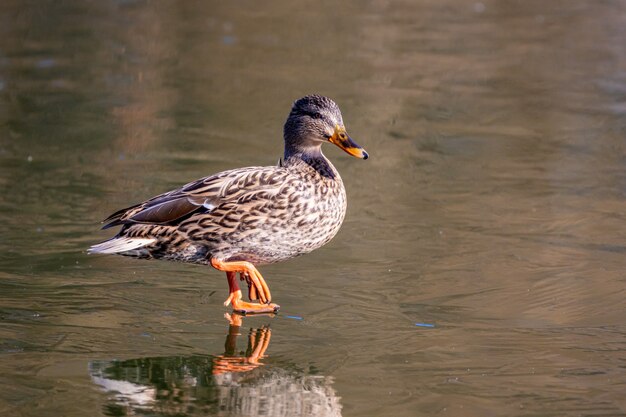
[323,133,332,139]
[301,110,323,120]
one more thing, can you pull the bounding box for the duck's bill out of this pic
[329,126,369,160]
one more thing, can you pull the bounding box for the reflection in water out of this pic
[89,315,342,417]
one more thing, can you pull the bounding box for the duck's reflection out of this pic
[89,313,342,417]
[212,312,271,375]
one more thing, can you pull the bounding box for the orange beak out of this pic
[329,125,369,159]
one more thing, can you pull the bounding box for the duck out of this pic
[89,95,368,314]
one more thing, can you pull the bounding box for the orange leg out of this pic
[239,272,258,301]
[211,258,280,314]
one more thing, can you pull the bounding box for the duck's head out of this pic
[284,95,368,160]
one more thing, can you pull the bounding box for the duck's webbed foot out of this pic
[224,290,280,314]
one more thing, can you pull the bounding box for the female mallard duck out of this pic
[89,95,368,314]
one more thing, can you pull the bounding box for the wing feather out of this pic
[101,166,293,229]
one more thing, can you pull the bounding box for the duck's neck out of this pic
[283,145,337,180]
[284,141,322,159]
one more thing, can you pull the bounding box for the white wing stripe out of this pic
[88,237,156,254]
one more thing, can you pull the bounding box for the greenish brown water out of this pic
[2,1,626,416]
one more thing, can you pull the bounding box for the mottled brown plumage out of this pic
[89,95,368,313]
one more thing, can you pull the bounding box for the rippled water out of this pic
[2,1,626,416]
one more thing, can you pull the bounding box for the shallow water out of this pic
[2,1,626,416]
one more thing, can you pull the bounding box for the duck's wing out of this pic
[101,166,291,230]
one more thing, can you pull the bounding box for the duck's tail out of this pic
[88,237,156,254]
